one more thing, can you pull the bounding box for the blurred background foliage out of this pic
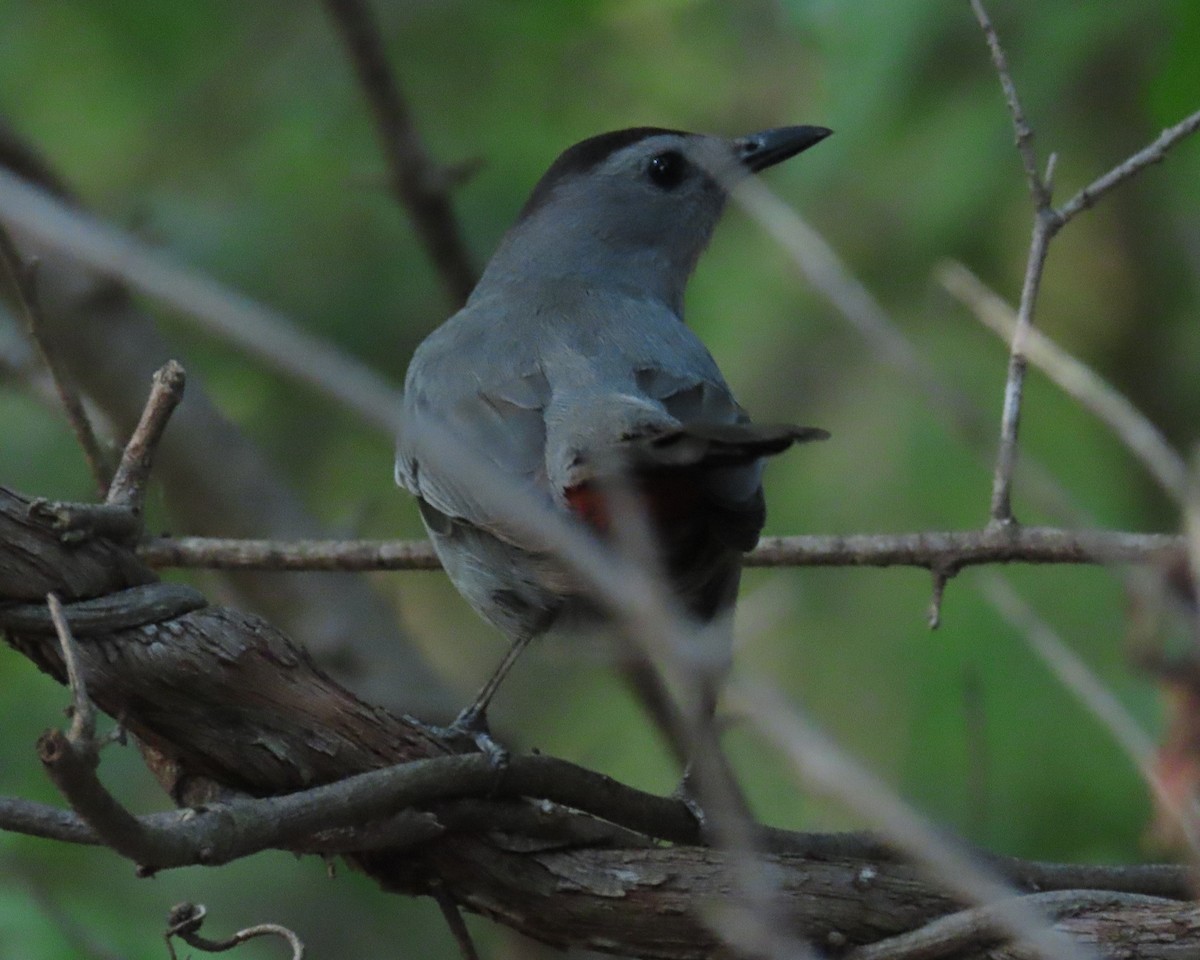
[1,0,1198,957]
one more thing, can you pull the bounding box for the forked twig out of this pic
[971,0,1200,524]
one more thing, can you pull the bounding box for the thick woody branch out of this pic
[3,482,1197,958]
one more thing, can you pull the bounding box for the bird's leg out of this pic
[461,631,534,729]
[407,633,534,768]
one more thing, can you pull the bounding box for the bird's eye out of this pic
[646,151,688,189]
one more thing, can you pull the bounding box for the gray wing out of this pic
[396,320,553,546]
[397,294,732,526]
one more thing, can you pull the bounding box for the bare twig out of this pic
[971,1,1049,208]
[24,750,703,872]
[987,211,1051,524]
[940,261,1188,502]
[0,167,402,433]
[46,592,95,745]
[322,0,477,305]
[845,890,1175,960]
[134,526,1182,573]
[166,903,304,960]
[0,220,111,493]
[1057,106,1200,225]
[432,886,482,960]
[970,1,1200,524]
[971,0,1063,525]
[104,360,186,513]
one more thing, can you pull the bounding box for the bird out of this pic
[396,124,831,758]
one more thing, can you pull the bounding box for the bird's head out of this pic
[476,125,831,312]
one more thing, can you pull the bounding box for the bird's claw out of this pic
[404,708,510,769]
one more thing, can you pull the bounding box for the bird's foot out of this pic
[404,706,509,769]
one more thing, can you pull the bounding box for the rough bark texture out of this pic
[0,483,1196,959]
[0,121,452,718]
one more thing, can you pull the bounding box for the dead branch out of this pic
[0,219,110,493]
[0,127,451,715]
[1,481,1197,958]
[322,0,477,305]
[135,526,1183,574]
[971,1,1200,524]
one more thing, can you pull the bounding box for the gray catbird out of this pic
[397,125,831,756]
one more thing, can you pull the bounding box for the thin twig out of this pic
[972,0,1058,525]
[845,889,1175,960]
[1058,106,1200,225]
[134,526,1183,573]
[971,1,1049,208]
[322,0,477,305]
[25,751,702,872]
[940,260,1188,503]
[105,360,186,513]
[46,592,95,745]
[166,903,305,960]
[988,212,1054,525]
[970,1,1200,524]
[431,886,481,960]
[0,220,111,493]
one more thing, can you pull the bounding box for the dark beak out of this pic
[736,125,832,173]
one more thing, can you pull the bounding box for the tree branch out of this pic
[322,0,477,306]
[3,482,1196,958]
[0,219,111,494]
[134,526,1183,573]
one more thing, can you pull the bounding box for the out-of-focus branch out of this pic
[136,526,1182,573]
[322,0,477,306]
[0,221,110,493]
[940,260,1187,502]
[0,128,451,716]
[4,482,1197,959]
[980,573,1200,855]
[0,166,401,432]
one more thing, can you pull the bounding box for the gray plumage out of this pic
[396,125,830,734]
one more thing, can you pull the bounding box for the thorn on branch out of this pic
[165,903,305,960]
[928,567,952,630]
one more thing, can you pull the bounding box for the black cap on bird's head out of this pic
[518,124,831,222]
[482,123,831,310]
